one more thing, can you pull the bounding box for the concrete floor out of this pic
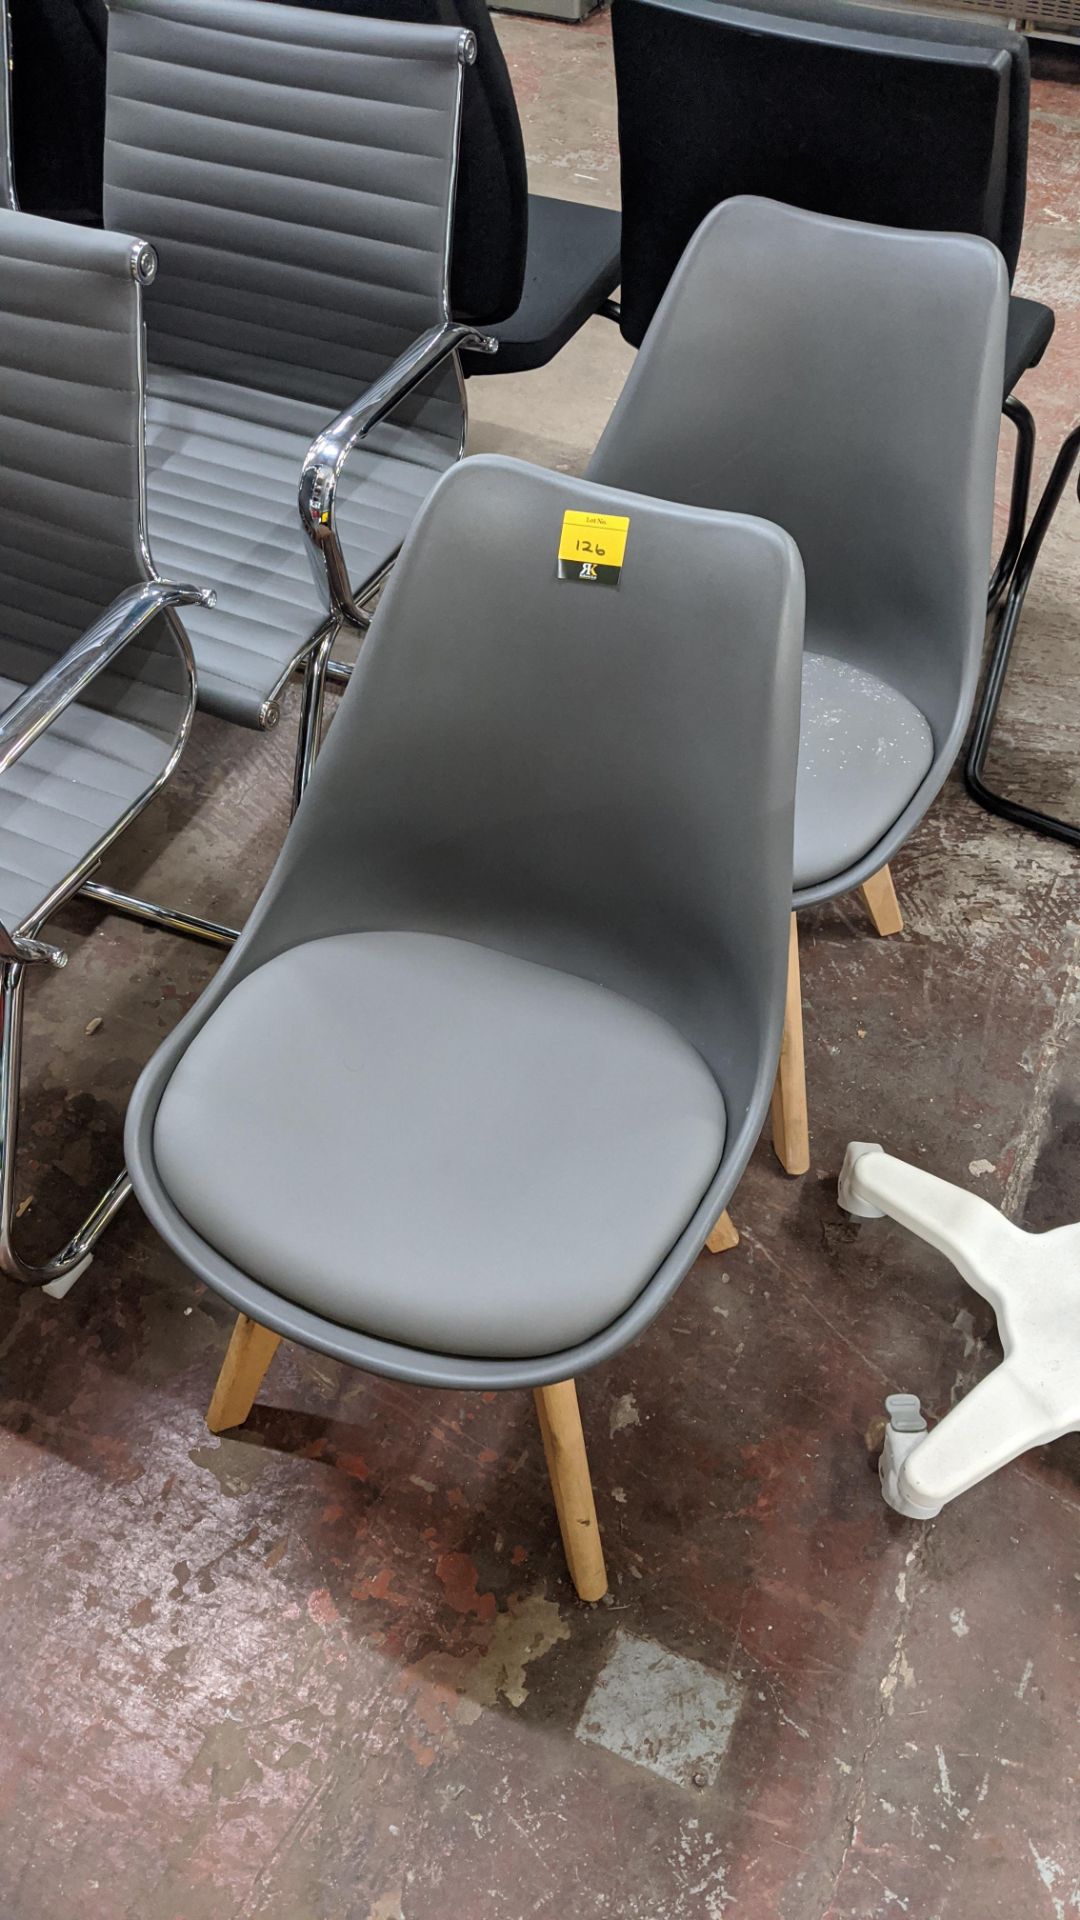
[2,13,1080,1920]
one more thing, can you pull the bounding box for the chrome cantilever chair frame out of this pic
[966,421,1080,846]
[91,0,495,945]
[299,321,495,692]
[0,576,211,1290]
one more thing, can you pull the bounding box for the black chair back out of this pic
[613,0,1029,346]
[9,0,107,223]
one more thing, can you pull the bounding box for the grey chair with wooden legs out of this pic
[89,0,493,948]
[589,196,1008,1176]
[125,454,804,1599]
[0,209,211,1288]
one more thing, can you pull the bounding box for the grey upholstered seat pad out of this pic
[0,671,173,935]
[144,369,457,725]
[795,652,934,890]
[152,931,727,1358]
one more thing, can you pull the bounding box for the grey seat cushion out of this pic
[795,652,934,890]
[145,369,458,727]
[152,930,727,1359]
[0,670,173,934]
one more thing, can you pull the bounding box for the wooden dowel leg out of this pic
[533,1380,607,1603]
[706,1210,739,1254]
[206,1313,282,1434]
[771,912,810,1176]
[859,864,904,937]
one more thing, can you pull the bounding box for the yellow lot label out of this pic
[557,510,630,570]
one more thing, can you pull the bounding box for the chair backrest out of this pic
[212,454,805,1130]
[104,0,472,412]
[6,0,526,323]
[0,211,150,679]
[0,210,189,742]
[264,0,528,324]
[612,0,1025,346]
[590,197,1008,754]
[710,0,1030,276]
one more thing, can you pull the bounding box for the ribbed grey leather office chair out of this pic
[93,0,492,944]
[0,209,210,1287]
[590,197,1007,1176]
[126,454,805,1598]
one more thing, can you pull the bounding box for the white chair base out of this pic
[839,1141,1080,1517]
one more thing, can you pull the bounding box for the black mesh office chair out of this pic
[611,0,1054,608]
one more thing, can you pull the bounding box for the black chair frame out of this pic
[966,421,1080,847]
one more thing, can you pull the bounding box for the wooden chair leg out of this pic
[771,912,810,1176]
[859,864,904,937]
[533,1380,608,1602]
[206,1313,282,1434]
[706,1209,739,1253]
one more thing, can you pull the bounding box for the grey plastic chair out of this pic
[589,196,1008,1175]
[126,453,804,1598]
[92,0,493,947]
[0,208,211,1287]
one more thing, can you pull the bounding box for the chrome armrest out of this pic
[299,321,497,624]
[0,579,214,777]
